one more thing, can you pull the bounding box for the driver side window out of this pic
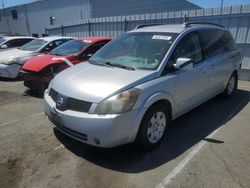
[168,32,203,68]
[81,42,108,59]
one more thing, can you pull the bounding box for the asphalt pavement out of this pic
[0,79,249,188]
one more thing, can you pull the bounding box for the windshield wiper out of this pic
[89,59,135,70]
[88,59,112,67]
[105,62,135,71]
[51,53,63,56]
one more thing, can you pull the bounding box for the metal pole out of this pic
[184,14,188,22]
[88,20,91,37]
[124,18,128,33]
[61,25,64,36]
[24,5,31,36]
[221,0,224,10]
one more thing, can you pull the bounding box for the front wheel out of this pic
[136,104,170,150]
[222,73,238,97]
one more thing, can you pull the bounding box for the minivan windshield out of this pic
[19,39,47,51]
[50,40,89,56]
[90,32,177,70]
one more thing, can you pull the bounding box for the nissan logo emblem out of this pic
[57,97,64,107]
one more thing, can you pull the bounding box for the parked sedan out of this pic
[0,36,34,51]
[19,37,111,92]
[0,36,73,78]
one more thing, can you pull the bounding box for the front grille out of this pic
[67,98,92,112]
[49,88,92,113]
[49,88,58,102]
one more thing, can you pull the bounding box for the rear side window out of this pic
[4,39,33,48]
[198,29,236,59]
[82,41,109,58]
[222,31,237,52]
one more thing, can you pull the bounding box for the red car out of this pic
[19,37,111,92]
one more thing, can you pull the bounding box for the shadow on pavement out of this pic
[54,89,250,173]
[22,89,44,99]
[0,78,22,82]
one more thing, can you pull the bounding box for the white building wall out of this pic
[0,0,91,36]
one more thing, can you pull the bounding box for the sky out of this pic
[1,0,250,8]
[188,0,250,8]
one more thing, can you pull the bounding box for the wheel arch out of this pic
[133,93,174,149]
[130,92,175,143]
[142,92,175,119]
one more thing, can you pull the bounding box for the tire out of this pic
[222,72,238,97]
[136,104,170,150]
[24,80,47,94]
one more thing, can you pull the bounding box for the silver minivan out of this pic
[44,22,241,149]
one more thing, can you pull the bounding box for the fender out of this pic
[128,91,176,142]
[142,91,175,119]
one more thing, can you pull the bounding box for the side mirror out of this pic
[81,53,93,60]
[86,53,93,58]
[43,47,51,53]
[173,58,194,71]
[0,45,8,49]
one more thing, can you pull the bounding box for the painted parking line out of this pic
[0,112,44,127]
[54,144,65,150]
[156,128,220,188]
[239,86,250,90]
[156,98,248,188]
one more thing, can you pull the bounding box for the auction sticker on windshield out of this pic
[152,35,172,40]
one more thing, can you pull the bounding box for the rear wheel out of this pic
[222,72,238,97]
[136,104,170,150]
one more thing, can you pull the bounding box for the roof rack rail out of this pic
[182,21,225,28]
[135,24,163,29]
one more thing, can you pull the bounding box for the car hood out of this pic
[50,62,157,103]
[0,48,35,64]
[22,54,74,72]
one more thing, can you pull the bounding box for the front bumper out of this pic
[19,70,51,90]
[19,69,52,82]
[44,90,142,148]
[0,63,21,78]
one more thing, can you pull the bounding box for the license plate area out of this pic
[49,110,63,126]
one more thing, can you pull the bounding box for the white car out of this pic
[0,36,73,78]
[0,36,34,51]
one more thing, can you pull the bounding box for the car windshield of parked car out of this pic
[0,38,6,44]
[19,39,47,51]
[90,32,177,70]
[50,40,89,56]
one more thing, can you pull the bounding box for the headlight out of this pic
[95,88,140,115]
